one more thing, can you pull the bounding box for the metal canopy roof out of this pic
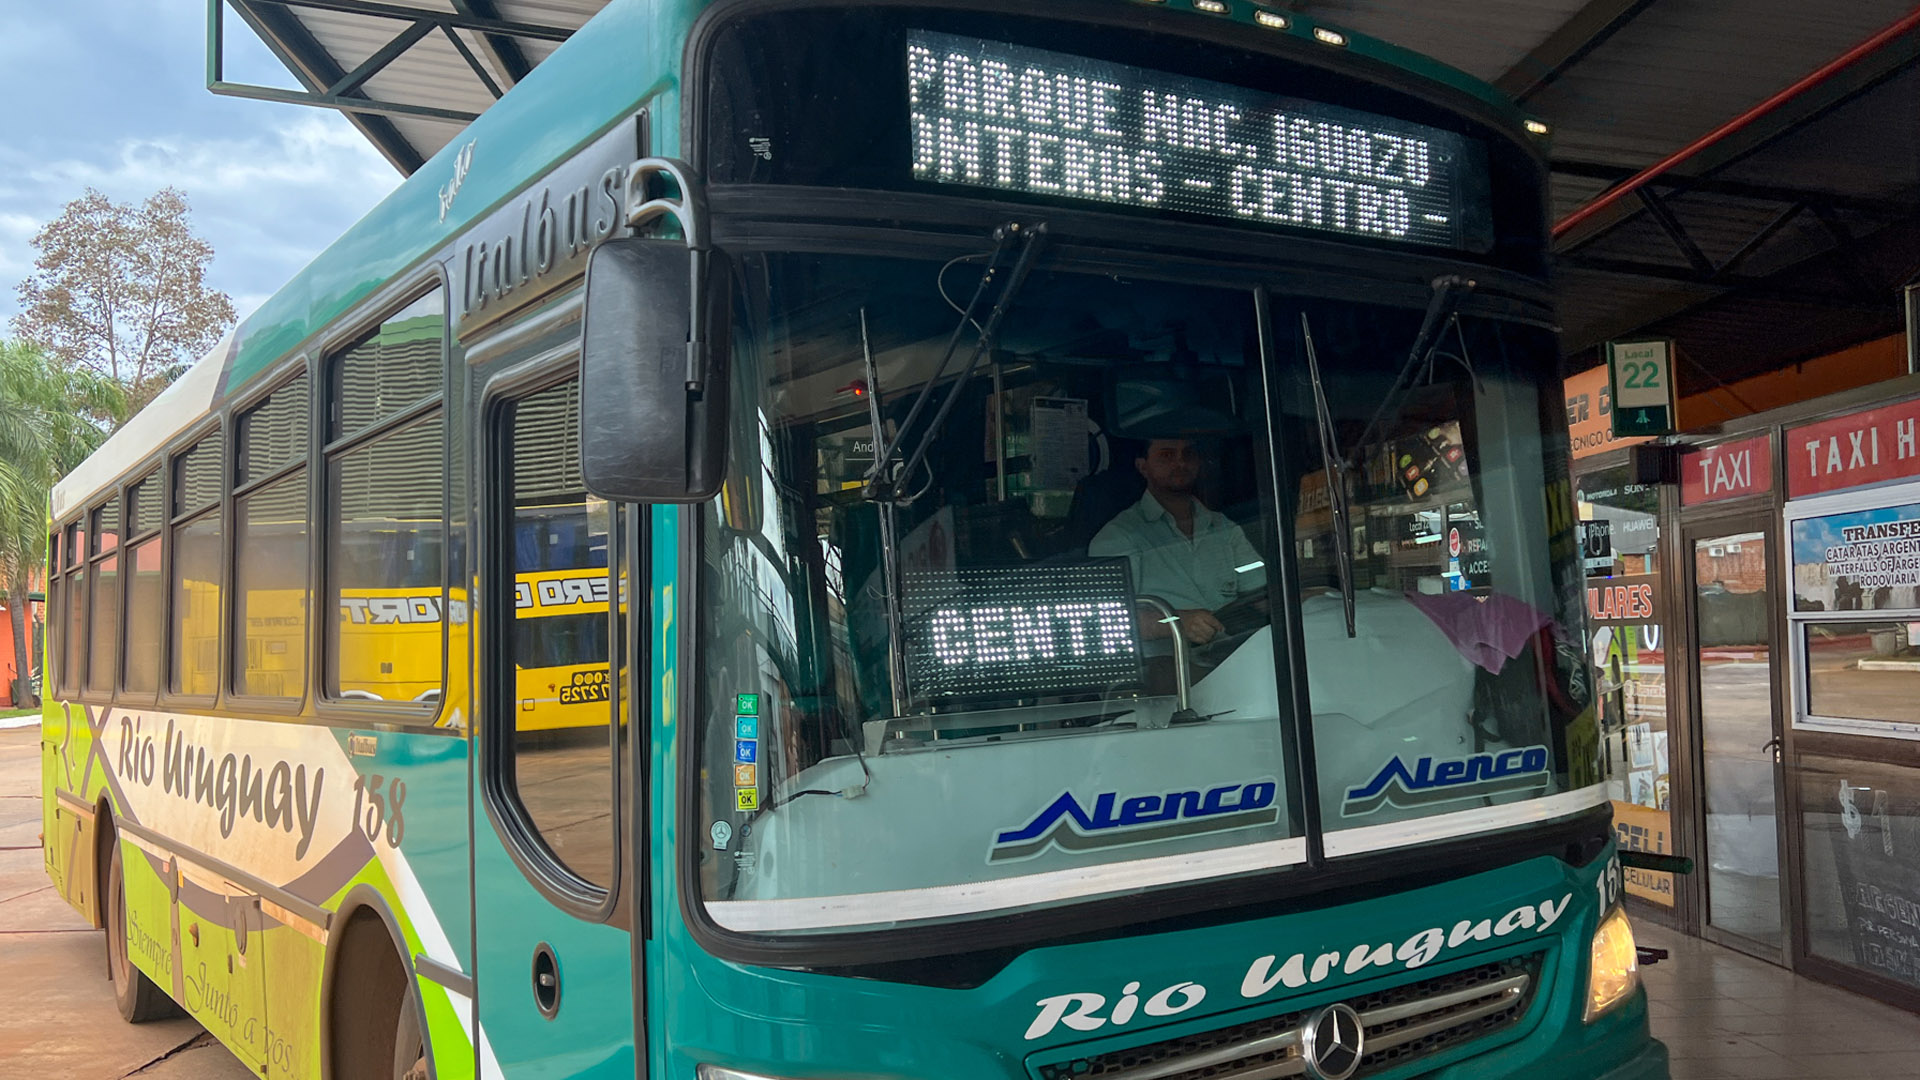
[218,0,1920,395]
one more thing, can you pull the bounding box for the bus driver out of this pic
[1090,438,1268,646]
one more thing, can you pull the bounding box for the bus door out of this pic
[475,376,640,1077]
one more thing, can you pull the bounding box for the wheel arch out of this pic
[320,884,435,1080]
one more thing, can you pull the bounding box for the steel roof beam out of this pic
[223,0,424,174]
[1635,188,1717,278]
[1554,13,1920,251]
[1717,202,1805,278]
[326,17,435,97]
[215,81,480,123]
[449,0,532,87]
[249,0,572,42]
[1550,160,1913,219]
[1494,0,1658,103]
[441,24,505,100]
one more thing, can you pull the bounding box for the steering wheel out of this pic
[1189,592,1271,670]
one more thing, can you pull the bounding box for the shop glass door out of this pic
[1688,524,1786,955]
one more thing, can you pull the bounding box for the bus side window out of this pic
[122,471,165,699]
[60,520,84,695]
[86,497,120,699]
[170,434,224,697]
[233,373,310,701]
[496,378,616,892]
[323,289,447,712]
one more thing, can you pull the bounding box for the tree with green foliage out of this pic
[0,339,123,708]
[12,187,235,420]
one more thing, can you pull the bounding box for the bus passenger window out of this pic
[500,379,614,889]
[123,472,164,697]
[327,417,444,704]
[170,436,223,696]
[234,375,310,700]
[324,290,447,711]
[87,498,120,697]
[62,521,84,694]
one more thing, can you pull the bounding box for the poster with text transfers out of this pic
[1791,502,1920,613]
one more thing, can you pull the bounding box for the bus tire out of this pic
[104,827,180,1023]
[327,908,427,1080]
[394,982,427,1080]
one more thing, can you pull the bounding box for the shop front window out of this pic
[1576,466,1673,905]
[1797,754,1920,992]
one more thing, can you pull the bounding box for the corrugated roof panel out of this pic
[224,0,1912,393]
[358,31,497,112]
[1305,0,1594,83]
[1527,0,1915,166]
[494,0,604,67]
[1714,64,1920,200]
[388,116,466,162]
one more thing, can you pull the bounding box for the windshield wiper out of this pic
[1344,274,1477,473]
[864,221,1047,503]
[1300,312,1357,639]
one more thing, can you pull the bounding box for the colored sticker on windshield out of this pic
[735,787,759,811]
[1342,746,1551,817]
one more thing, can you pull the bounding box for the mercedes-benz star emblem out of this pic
[1300,1002,1365,1080]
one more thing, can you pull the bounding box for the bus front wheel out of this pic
[104,828,180,1023]
[327,908,427,1080]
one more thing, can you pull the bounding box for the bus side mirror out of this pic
[580,237,730,503]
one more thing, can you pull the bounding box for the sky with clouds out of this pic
[0,0,405,327]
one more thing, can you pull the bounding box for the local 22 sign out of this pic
[1607,339,1676,438]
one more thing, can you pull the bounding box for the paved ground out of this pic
[1638,923,1920,1078]
[6,723,1920,1078]
[0,726,250,1080]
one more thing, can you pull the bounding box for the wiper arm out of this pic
[1345,274,1477,472]
[865,221,1047,502]
[1300,313,1357,639]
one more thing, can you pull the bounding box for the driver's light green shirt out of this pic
[1089,491,1268,612]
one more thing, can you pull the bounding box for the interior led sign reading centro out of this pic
[906,31,1485,248]
[904,563,1145,700]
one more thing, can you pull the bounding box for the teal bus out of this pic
[39,1,1665,1078]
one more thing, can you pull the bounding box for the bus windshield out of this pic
[696,248,1593,934]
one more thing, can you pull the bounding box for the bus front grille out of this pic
[1036,955,1540,1080]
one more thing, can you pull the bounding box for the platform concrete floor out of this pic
[0,727,249,1079]
[6,723,1920,1078]
[1639,920,1920,1079]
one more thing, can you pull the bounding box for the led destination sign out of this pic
[904,563,1144,700]
[908,31,1486,247]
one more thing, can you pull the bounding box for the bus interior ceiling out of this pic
[225,0,1920,409]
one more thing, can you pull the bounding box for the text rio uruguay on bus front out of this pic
[907,40,1445,241]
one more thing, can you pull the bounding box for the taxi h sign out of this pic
[1606,339,1676,437]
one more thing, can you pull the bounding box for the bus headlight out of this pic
[1584,906,1640,1021]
